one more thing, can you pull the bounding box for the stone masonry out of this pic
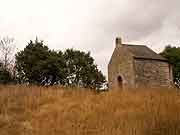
[108,38,173,89]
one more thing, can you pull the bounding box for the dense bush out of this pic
[0,68,13,84]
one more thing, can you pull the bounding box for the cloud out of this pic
[0,0,179,76]
[89,0,177,40]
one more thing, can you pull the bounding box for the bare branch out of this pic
[0,36,16,72]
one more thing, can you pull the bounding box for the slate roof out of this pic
[123,44,167,61]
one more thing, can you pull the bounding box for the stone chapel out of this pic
[108,38,173,89]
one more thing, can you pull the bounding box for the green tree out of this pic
[40,50,66,85]
[0,63,13,84]
[15,39,106,89]
[15,39,66,85]
[160,45,180,87]
[64,49,106,89]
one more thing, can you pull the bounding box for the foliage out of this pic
[64,49,106,89]
[0,63,13,84]
[160,45,180,88]
[15,39,106,89]
[39,50,66,85]
[15,39,65,84]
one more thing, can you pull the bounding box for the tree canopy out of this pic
[64,49,106,89]
[15,39,66,85]
[160,45,180,87]
[15,39,106,89]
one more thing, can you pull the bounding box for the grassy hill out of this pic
[0,85,180,135]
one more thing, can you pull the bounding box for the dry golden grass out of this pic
[0,85,180,135]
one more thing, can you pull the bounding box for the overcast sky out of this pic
[0,0,180,77]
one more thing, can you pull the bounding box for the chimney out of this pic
[116,37,123,48]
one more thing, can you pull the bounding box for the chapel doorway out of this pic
[117,76,123,89]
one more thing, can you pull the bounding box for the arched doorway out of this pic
[117,76,123,89]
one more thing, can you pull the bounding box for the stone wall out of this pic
[134,59,173,88]
[108,46,135,89]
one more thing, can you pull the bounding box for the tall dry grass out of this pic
[0,85,180,135]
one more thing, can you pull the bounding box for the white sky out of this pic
[0,0,180,77]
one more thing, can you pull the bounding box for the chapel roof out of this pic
[123,44,167,61]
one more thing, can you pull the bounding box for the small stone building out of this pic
[108,38,173,89]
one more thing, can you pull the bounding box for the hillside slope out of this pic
[0,85,180,135]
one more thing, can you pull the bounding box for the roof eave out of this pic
[133,57,169,62]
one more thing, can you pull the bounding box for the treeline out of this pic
[0,37,106,89]
[1,37,180,89]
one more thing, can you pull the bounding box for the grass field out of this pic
[0,85,180,135]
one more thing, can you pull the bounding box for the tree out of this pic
[0,37,16,71]
[15,39,106,89]
[0,37,16,84]
[0,62,13,84]
[64,49,106,89]
[39,50,66,85]
[160,45,180,88]
[15,39,66,84]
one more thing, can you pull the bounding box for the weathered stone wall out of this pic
[108,46,135,89]
[134,59,173,88]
